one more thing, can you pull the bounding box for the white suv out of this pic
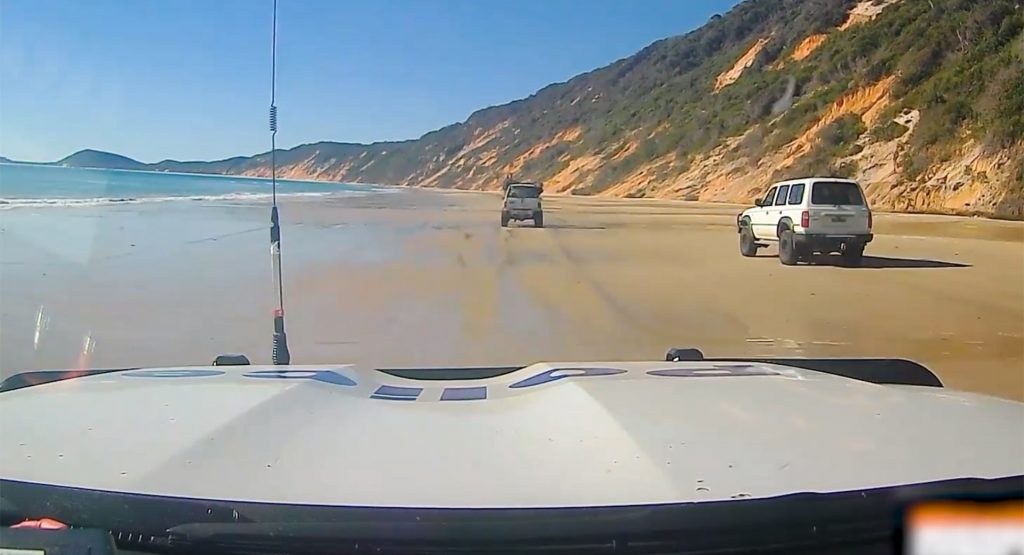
[737,177,873,266]
[501,182,544,228]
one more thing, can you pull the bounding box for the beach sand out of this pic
[1,189,1022,400]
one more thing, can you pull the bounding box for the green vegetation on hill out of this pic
[776,114,867,181]
[57,150,149,171]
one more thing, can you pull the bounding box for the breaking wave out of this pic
[0,190,375,209]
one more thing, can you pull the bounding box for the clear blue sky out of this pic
[1,0,741,163]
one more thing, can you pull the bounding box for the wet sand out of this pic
[1,189,1022,400]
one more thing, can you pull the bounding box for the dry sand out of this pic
[1,189,1022,400]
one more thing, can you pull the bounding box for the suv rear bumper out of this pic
[504,209,541,220]
[795,233,873,251]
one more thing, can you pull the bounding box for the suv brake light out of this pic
[868,210,873,230]
[800,210,809,228]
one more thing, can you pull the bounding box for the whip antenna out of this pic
[268,0,290,365]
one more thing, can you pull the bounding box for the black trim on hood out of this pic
[664,348,943,388]
[0,356,943,393]
[1,476,1020,554]
[709,357,943,387]
[0,368,137,393]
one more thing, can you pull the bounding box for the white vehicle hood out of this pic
[1,361,1021,509]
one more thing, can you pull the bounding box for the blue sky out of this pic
[1,0,741,163]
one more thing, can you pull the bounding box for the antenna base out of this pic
[272,330,290,366]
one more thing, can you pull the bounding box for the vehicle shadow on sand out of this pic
[754,253,969,268]
[809,255,970,269]
[543,224,608,230]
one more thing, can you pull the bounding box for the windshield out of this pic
[2,0,1023,548]
[810,181,865,206]
[508,186,541,198]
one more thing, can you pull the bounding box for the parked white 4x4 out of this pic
[737,177,873,266]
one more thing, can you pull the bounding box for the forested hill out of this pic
[20,0,1024,217]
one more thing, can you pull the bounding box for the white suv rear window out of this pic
[509,186,541,198]
[811,181,864,206]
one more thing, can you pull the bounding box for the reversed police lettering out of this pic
[440,386,487,401]
[371,385,422,401]
[647,365,780,378]
[123,369,225,378]
[509,367,627,389]
[242,369,357,387]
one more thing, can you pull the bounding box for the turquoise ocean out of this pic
[0,163,377,208]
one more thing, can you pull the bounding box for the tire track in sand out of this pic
[494,222,655,353]
[545,226,666,336]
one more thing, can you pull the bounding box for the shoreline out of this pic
[3,161,1023,222]
[0,161,362,187]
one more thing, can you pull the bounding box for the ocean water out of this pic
[0,163,378,208]
[0,163,403,373]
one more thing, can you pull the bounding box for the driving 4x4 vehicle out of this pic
[501,182,544,228]
[737,177,873,266]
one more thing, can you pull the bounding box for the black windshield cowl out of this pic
[1,476,1020,554]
